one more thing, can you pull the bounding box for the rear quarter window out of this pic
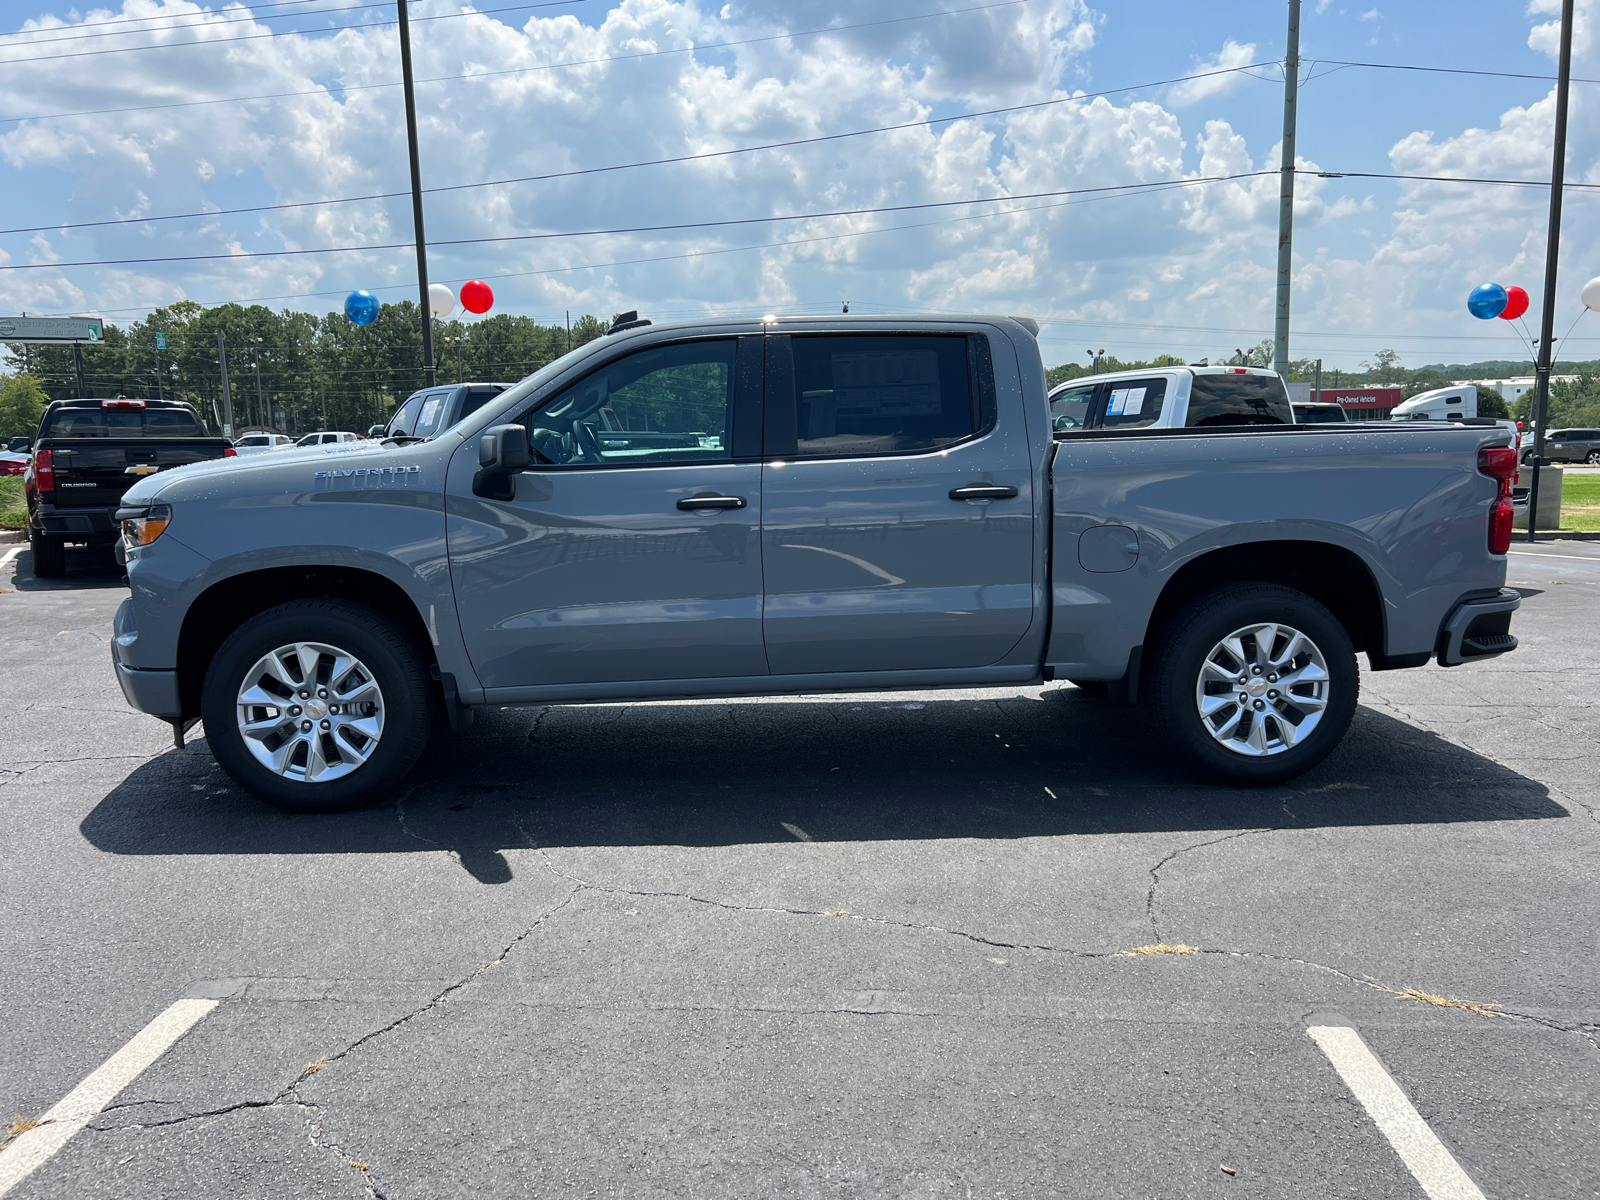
[1186,375,1293,427]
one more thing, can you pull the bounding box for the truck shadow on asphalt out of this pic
[6,546,125,591]
[81,690,1566,883]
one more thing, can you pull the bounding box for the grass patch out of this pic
[1562,472,1600,532]
[1117,943,1199,957]
[1378,984,1503,1018]
[1,1112,44,1149]
[0,478,24,531]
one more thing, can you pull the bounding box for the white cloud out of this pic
[1166,39,1258,108]
[0,0,1594,373]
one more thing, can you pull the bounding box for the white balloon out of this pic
[1583,276,1600,312]
[428,282,456,318]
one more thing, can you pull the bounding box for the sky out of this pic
[0,0,1597,371]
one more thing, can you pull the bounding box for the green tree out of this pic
[1475,389,1510,419]
[0,374,48,440]
[1361,349,1404,384]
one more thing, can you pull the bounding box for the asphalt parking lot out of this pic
[1,538,1596,1199]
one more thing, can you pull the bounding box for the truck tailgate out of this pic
[46,439,231,509]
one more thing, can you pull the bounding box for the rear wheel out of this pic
[202,600,432,811]
[29,530,65,577]
[1152,584,1358,786]
[1587,450,1600,465]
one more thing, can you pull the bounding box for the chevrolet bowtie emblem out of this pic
[124,464,161,476]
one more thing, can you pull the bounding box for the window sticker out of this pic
[417,397,443,431]
[1120,387,1146,416]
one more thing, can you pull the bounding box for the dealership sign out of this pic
[0,315,104,343]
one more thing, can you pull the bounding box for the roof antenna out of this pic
[842,300,850,313]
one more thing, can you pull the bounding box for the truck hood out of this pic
[121,440,412,505]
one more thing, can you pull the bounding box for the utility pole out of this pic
[1313,358,1322,404]
[73,342,86,398]
[1273,0,1301,379]
[217,332,235,440]
[318,357,327,429]
[397,0,436,387]
[1527,0,1575,542]
[251,341,265,430]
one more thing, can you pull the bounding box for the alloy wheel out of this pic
[235,641,385,782]
[1194,621,1330,757]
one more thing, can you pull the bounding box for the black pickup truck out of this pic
[22,397,235,577]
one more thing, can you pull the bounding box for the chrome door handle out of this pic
[949,484,1019,501]
[676,493,747,510]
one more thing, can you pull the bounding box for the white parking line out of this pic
[1307,1024,1486,1200]
[0,545,21,573]
[0,997,217,1197]
[1507,549,1600,561]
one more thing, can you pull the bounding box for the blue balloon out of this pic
[1467,283,1508,320]
[344,290,380,326]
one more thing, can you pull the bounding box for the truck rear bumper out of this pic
[36,505,118,537]
[1437,588,1520,667]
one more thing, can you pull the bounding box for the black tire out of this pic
[30,529,65,577]
[202,599,433,812]
[1587,450,1600,465]
[1151,583,1358,786]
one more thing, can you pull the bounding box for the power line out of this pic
[1309,57,1600,87]
[0,171,1277,271]
[0,0,397,49]
[0,0,1041,125]
[0,60,1270,238]
[0,0,587,66]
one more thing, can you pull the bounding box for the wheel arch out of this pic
[176,565,436,719]
[1142,539,1387,668]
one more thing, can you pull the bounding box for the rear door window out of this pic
[411,390,453,439]
[1100,378,1168,430]
[790,334,983,457]
[1185,374,1293,426]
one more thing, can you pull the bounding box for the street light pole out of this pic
[1273,0,1301,379]
[1526,0,1575,543]
[217,332,235,440]
[397,0,436,388]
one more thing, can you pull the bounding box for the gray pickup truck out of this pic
[111,314,1522,810]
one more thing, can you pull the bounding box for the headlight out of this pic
[118,503,172,547]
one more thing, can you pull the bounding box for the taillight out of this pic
[35,448,54,491]
[222,446,237,457]
[101,398,146,408]
[1479,446,1517,554]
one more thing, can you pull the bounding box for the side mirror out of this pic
[367,424,387,439]
[473,424,530,500]
[8,436,30,453]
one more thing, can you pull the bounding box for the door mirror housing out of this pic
[474,423,531,499]
[7,436,29,453]
[367,424,387,439]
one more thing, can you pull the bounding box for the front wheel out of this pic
[202,600,433,811]
[1152,584,1358,786]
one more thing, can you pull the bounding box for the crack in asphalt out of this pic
[85,890,581,1197]
[1144,827,1279,942]
[536,856,1115,960]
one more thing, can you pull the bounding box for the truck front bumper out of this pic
[1437,588,1521,667]
[113,597,182,719]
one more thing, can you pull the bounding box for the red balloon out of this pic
[1499,285,1529,320]
[460,279,494,314]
